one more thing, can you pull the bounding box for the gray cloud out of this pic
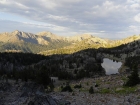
[0,0,140,39]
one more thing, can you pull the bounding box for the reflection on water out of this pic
[101,58,122,75]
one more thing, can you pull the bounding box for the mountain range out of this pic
[0,30,140,54]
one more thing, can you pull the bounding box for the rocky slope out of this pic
[51,74,140,105]
[0,80,61,105]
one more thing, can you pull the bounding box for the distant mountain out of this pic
[0,30,139,54]
[0,30,110,45]
[39,34,140,55]
[0,30,71,53]
[0,30,64,45]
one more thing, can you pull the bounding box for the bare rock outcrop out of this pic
[0,81,60,105]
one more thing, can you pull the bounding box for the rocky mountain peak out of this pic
[67,34,93,42]
[13,30,20,33]
[11,30,24,36]
[77,34,93,38]
[73,34,93,39]
[37,31,64,40]
[37,31,54,37]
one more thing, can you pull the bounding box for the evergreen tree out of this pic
[36,69,51,87]
[125,69,140,86]
[49,82,55,92]
[89,86,94,94]
[61,82,73,92]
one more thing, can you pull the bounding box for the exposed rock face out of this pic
[0,81,60,105]
[0,82,11,92]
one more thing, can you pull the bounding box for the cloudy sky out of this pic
[0,0,140,39]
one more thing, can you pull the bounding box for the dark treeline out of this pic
[0,49,105,87]
[0,52,48,65]
[0,52,52,87]
[125,56,140,70]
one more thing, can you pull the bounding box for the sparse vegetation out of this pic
[100,88,110,94]
[115,86,137,94]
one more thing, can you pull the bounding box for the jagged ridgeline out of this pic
[0,30,140,54]
[0,30,71,53]
[39,35,140,55]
